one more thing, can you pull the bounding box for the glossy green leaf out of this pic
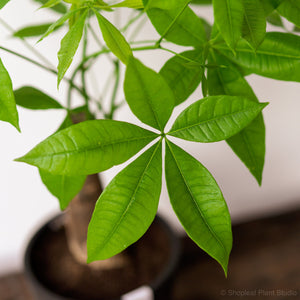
[39,169,86,210]
[191,0,212,4]
[208,53,265,184]
[159,50,203,106]
[34,0,67,13]
[165,140,232,275]
[242,0,266,49]
[0,58,20,131]
[145,0,207,47]
[13,23,56,38]
[277,0,300,27]
[0,0,9,9]
[87,141,162,261]
[215,32,300,81]
[144,0,189,10]
[14,86,64,110]
[16,119,158,175]
[111,0,143,8]
[57,10,88,87]
[266,11,284,27]
[124,56,175,131]
[168,95,267,143]
[93,9,132,65]
[213,0,244,49]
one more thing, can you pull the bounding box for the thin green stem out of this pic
[106,60,120,119]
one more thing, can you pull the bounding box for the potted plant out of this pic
[2,0,298,298]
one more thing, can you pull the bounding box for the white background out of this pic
[1,1,300,275]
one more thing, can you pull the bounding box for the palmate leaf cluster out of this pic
[1,0,299,274]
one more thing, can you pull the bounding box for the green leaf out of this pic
[87,141,162,261]
[277,0,300,27]
[38,8,83,42]
[213,0,245,49]
[266,11,284,27]
[57,9,88,87]
[16,119,158,175]
[215,32,300,82]
[14,86,64,110]
[260,0,285,15]
[34,0,67,14]
[168,95,267,143]
[111,0,143,8]
[191,0,212,4]
[93,9,132,65]
[124,56,175,131]
[145,0,207,47]
[13,23,57,38]
[165,140,232,275]
[207,53,265,185]
[39,169,86,210]
[242,0,266,49]
[0,0,9,9]
[159,50,203,106]
[0,58,20,131]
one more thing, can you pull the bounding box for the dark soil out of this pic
[29,216,171,300]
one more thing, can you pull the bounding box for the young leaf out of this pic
[242,0,266,49]
[87,141,162,261]
[145,1,207,47]
[93,9,132,65]
[168,95,268,143]
[13,23,60,38]
[165,140,232,275]
[213,0,244,49]
[15,120,158,175]
[39,169,86,210]
[277,0,300,28]
[0,0,9,9]
[57,9,88,87]
[159,50,203,106]
[0,58,20,131]
[34,0,67,14]
[38,8,83,42]
[215,32,300,81]
[14,86,64,110]
[124,56,175,131]
[207,53,265,185]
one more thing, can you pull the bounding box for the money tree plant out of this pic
[2,0,298,276]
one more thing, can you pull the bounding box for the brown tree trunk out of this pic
[64,174,128,269]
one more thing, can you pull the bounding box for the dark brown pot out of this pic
[24,214,180,300]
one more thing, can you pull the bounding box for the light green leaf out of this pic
[111,0,143,8]
[13,23,57,38]
[0,58,20,131]
[0,0,9,9]
[38,8,83,42]
[145,0,207,47]
[87,141,162,261]
[39,169,86,210]
[213,0,245,49]
[208,53,265,184]
[144,0,189,10]
[57,9,88,87]
[277,0,300,27]
[242,0,266,49]
[14,86,64,110]
[165,140,232,275]
[159,50,203,106]
[16,119,158,175]
[215,32,300,81]
[40,0,61,9]
[93,9,132,64]
[260,0,285,15]
[34,0,67,13]
[124,56,175,131]
[168,95,267,143]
